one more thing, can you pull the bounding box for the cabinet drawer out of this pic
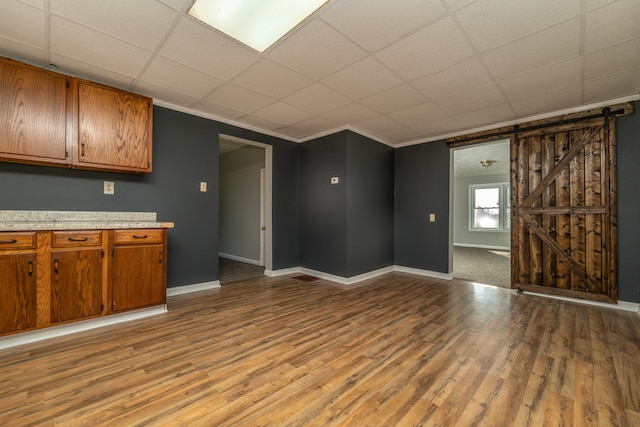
[114,229,163,245]
[52,230,102,247]
[0,232,36,249]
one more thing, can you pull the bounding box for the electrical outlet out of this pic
[331,177,339,184]
[104,181,114,195]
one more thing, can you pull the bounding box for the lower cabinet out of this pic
[50,230,104,323]
[111,229,166,312]
[0,228,167,337]
[0,232,37,334]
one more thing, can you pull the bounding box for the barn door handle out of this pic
[54,257,59,273]
[68,237,88,242]
[0,239,18,244]
[28,259,33,276]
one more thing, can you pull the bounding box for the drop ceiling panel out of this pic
[231,58,313,99]
[585,0,640,51]
[455,0,581,52]
[0,39,43,63]
[410,116,463,136]
[585,37,640,80]
[253,102,314,127]
[291,116,340,134]
[510,85,582,116]
[320,0,448,52]
[140,55,224,98]
[376,17,475,80]
[499,58,582,100]
[481,18,581,80]
[378,126,421,144]
[283,83,352,115]
[159,17,259,80]
[411,58,494,100]
[134,80,200,106]
[454,103,516,128]
[583,68,640,102]
[191,99,246,120]
[50,16,151,77]
[0,1,44,49]
[355,115,403,135]
[156,0,190,11]
[321,103,380,124]
[389,102,448,128]
[360,83,428,115]
[268,20,366,80]
[437,83,506,115]
[205,84,275,114]
[322,57,403,100]
[50,0,177,50]
[49,54,135,88]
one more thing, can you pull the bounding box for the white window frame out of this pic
[469,183,510,232]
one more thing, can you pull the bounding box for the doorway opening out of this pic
[451,139,511,288]
[218,134,273,284]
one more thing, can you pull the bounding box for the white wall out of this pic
[219,146,265,263]
[453,172,510,249]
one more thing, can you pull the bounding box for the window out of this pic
[470,183,510,231]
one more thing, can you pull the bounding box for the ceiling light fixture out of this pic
[480,159,496,168]
[188,0,329,53]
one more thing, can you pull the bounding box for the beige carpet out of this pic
[453,246,511,288]
[219,257,265,284]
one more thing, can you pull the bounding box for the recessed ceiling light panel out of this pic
[188,0,329,52]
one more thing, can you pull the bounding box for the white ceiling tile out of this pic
[282,83,352,115]
[50,16,150,77]
[191,99,246,120]
[443,0,475,11]
[320,0,447,52]
[48,53,135,88]
[410,116,464,137]
[134,80,200,106]
[585,0,617,11]
[585,0,640,51]
[354,115,403,135]
[205,84,275,114]
[50,0,176,50]
[268,20,366,80]
[273,126,312,139]
[583,67,640,102]
[237,114,283,131]
[454,103,516,128]
[585,37,640,80]
[411,57,493,100]
[160,16,259,80]
[376,16,474,80]
[360,84,428,115]
[436,83,506,115]
[322,57,403,100]
[510,85,582,117]
[499,58,581,100]
[455,0,581,52]
[155,0,191,12]
[17,0,43,7]
[0,39,43,64]
[0,1,44,50]
[389,102,448,128]
[291,116,339,134]
[481,18,581,80]
[231,58,313,99]
[321,103,380,124]
[377,126,421,145]
[253,102,314,126]
[140,56,223,98]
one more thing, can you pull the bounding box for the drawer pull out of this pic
[68,237,88,242]
[132,235,148,239]
[54,257,59,273]
[0,239,18,244]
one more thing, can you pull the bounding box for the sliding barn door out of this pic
[511,118,618,303]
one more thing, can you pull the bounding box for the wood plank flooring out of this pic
[1,273,639,426]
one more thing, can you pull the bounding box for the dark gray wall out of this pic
[395,140,451,273]
[346,132,394,276]
[0,106,300,287]
[299,132,348,276]
[616,101,640,303]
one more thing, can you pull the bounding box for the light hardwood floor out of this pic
[1,273,639,426]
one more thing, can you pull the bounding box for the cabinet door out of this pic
[0,252,36,334]
[51,249,103,323]
[0,58,69,163]
[77,81,152,172]
[112,245,165,312]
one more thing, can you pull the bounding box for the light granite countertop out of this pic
[0,210,174,231]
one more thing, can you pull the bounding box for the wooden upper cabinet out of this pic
[76,80,152,173]
[0,57,71,165]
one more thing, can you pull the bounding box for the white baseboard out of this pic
[219,252,262,266]
[267,265,451,285]
[394,265,454,280]
[454,243,510,250]
[265,267,301,277]
[521,291,640,314]
[0,305,167,350]
[167,281,221,296]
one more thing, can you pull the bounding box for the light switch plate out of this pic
[104,181,114,195]
[429,213,436,222]
[200,181,207,192]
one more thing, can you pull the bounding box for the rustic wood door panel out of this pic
[511,118,617,303]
